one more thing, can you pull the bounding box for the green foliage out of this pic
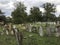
[42,3,56,22]
[57,15,60,21]
[0,27,60,45]
[11,2,27,24]
[28,7,42,22]
[23,31,60,45]
[0,34,17,45]
[6,17,12,23]
[0,10,6,24]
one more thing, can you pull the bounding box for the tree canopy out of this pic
[11,2,27,24]
[42,3,56,22]
[28,7,42,22]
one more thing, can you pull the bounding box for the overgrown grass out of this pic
[0,31,60,45]
[0,25,60,45]
[23,31,60,45]
[0,34,17,45]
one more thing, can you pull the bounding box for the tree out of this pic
[42,3,56,22]
[57,15,60,21]
[6,17,12,23]
[28,7,42,22]
[11,2,27,24]
[0,10,6,24]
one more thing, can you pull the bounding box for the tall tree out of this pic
[11,2,27,24]
[29,7,42,22]
[57,15,60,21]
[42,3,56,22]
[6,17,12,23]
[0,10,6,24]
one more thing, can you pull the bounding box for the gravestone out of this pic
[26,24,32,32]
[9,23,14,35]
[49,25,56,36]
[55,21,60,37]
[4,24,9,35]
[55,25,60,37]
[13,25,23,45]
[32,26,37,33]
[46,26,51,36]
[39,26,43,36]
[55,28,59,37]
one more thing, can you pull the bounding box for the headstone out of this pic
[13,25,23,45]
[29,24,32,32]
[46,26,51,36]
[4,24,9,35]
[50,25,56,36]
[57,21,60,25]
[9,23,12,31]
[55,28,59,37]
[39,26,43,36]
[32,26,37,33]
[55,26,60,37]
[11,30,14,35]
[6,30,9,35]
[26,24,32,32]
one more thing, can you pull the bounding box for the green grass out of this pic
[0,31,60,45]
[0,34,17,45]
[23,31,60,45]
[0,25,60,45]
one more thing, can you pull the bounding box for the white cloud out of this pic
[0,0,60,16]
[56,5,60,12]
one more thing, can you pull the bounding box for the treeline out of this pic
[0,2,60,24]
[11,2,58,24]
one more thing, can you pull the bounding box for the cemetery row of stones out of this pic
[25,22,60,37]
[0,22,60,37]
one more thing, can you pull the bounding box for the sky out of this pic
[0,0,60,17]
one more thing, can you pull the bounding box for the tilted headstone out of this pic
[39,26,43,36]
[13,25,23,45]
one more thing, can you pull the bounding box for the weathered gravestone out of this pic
[32,26,38,33]
[39,26,43,36]
[26,24,32,32]
[9,23,14,35]
[55,25,60,37]
[3,24,9,35]
[46,26,51,36]
[13,25,23,45]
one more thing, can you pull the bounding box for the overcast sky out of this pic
[0,0,60,17]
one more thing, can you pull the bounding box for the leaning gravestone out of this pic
[39,26,43,36]
[13,25,23,45]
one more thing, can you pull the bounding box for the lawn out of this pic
[0,23,60,45]
[0,31,60,45]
